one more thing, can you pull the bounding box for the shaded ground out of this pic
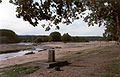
[0,42,120,77]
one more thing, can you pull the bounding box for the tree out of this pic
[62,33,71,43]
[1,0,120,42]
[82,0,120,42]
[49,32,61,42]
[103,24,118,41]
[0,29,20,44]
[34,37,43,43]
[6,0,85,30]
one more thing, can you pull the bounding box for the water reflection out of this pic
[0,48,43,61]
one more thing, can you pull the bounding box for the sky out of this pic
[0,0,105,36]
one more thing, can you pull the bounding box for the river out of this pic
[0,43,44,61]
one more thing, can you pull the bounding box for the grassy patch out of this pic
[102,60,120,77]
[0,65,39,77]
[59,47,104,61]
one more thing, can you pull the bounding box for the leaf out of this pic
[16,7,21,13]
[35,2,39,6]
[41,24,45,28]
[9,0,13,3]
[45,26,50,31]
[0,0,2,3]
[56,26,60,30]
[16,14,20,18]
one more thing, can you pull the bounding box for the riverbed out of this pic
[0,43,44,61]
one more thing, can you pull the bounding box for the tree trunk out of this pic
[116,16,120,45]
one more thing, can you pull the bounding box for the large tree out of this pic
[82,0,120,42]
[1,0,120,42]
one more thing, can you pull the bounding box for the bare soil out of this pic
[24,42,120,77]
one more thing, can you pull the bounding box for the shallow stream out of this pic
[0,43,44,61]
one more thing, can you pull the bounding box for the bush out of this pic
[34,36,49,43]
[34,37,43,43]
[49,32,61,42]
[0,29,20,44]
[62,33,71,43]
[71,37,89,42]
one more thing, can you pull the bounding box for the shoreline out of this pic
[0,44,33,54]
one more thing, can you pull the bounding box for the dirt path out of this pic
[24,44,120,77]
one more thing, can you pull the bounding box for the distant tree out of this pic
[71,36,89,42]
[49,32,61,42]
[34,37,42,43]
[34,36,49,43]
[0,29,20,44]
[62,33,71,43]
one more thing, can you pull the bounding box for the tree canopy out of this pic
[49,31,61,42]
[62,33,71,43]
[0,0,120,41]
[0,29,20,44]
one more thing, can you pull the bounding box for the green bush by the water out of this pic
[0,29,20,44]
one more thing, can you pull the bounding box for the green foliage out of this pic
[8,0,85,30]
[102,60,120,77]
[34,37,49,43]
[19,35,49,43]
[62,33,71,43]
[0,29,20,44]
[49,31,61,42]
[0,65,39,77]
[71,36,89,42]
[34,37,42,43]
[82,0,120,41]
[18,35,103,43]
[103,24,118,41]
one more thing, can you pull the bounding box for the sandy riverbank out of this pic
[0,43,33,54]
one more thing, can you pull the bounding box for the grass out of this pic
[59,46,106,61]
[102,60,120,77]
[0,65,40,77]
[59,45,120,77]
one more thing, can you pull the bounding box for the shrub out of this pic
[49,31,61,42]
[62,33,71,43]
[0,29,20,44]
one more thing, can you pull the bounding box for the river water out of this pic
[0,43,44,61]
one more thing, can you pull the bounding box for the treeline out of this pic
[0,29,111,44]
[18,32,104,43]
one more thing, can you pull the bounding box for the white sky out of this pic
[0,0,105,36]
